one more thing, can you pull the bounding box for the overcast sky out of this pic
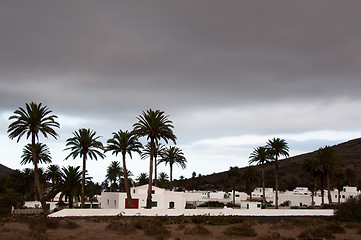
[1,1,361,183]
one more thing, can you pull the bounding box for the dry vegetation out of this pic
[0,215,361,240]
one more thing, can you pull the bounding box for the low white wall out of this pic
[49,208,334,217]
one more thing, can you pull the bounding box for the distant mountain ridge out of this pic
[0,163,14,177]
[192,138,361,189]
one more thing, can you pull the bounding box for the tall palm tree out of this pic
[227,167,241,205]
[136,173,149,186]
[303,157,323,206]
[243,166,260,201]
[141,143,165,186]
[21,143,52,201]
[317,146,340,204]
[266,137,289,209]
[106,161,122,192]
[133,109,177,208]
[105,130,142,208]
[64,128,105,208]
[249,146,272,207]
[159,146,186,189]
[8,102,59,214]
[58,166,82,208]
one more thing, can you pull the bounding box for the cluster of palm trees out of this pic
[8,102,187,213]
[303,146,341,206]
[249,138,289,209]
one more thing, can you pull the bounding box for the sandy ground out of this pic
[0,216,360,240]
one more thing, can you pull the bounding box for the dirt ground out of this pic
[0,216,360,240]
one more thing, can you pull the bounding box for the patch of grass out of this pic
[223,223,257,237]
[61,219,81,229]
[105,221,134,235]
[344,222,360,229]
[291,217,325,227]
[184,224,211,235]
[298,226,335,240]
[257,232,295,240]
[191,215,246,225]
[177,224,186,230]
[324,222,346,234]
[272,220,294,230]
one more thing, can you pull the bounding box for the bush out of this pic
[223,223,257,237]
[184,224,210,235]
[198,201,224,208]
[106,221,134,235]
[257,232,295,240]
[334,195,361,221]
[298,226,335,240]
[324,222,345,234]
[61,219,81,229]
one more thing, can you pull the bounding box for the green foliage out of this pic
[334,194,361,221]
[297,226,335,239]
[223,223,257,237]
[184,224,210,235]
[0,188,24,216]
[61,219,81,229]
[197,201,224,208]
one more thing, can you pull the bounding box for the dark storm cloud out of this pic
[1,1,361,180]
[1,0,361,114]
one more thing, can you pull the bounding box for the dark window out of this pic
[169,201,175,209]
[152,201,157,207]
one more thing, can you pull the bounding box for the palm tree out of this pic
[266,137,289,209]
[303,157,323,206]
[21,143,52,198]
[133,109,177,208]
[8,102,59,214]
[136,173,149,186]
[227,167,241,205]
[141,143,165,186]
[106,161,122,192]
[158,172,169,188]
[46,164,61,187]
[64,128,105,208]
[317,146,340,204]
[105,130,142,208]
[344,168,356,186]
[243,166,260,201]
[159,146,186,189]
[249,146,272,207]
[58,166,82,208]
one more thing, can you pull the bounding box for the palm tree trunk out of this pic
[327,172,332,204]
[31,135,48,214]
[275,157,279,209]
[123,153,134,208]
[146,139,154,208]
[232,185,235,205]
[154,155,158,187]
[312,176,316,207]
[170,163,173,190]
[338,189,341,204]
[262,165,265,208]
[81,155,86,208]
[321,174,325,206]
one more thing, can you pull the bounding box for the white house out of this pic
[251,187,274,203]
[101,185,186,210]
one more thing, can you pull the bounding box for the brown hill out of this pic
[0,163,14,177]
[181,138,361,191]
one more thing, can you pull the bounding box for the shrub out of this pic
[324,222,345,234]
[334,195,361,221]
[297,226,335,240]
[257,232,295,240]
[105,221,134,235]
[61,219,81,229]
[223,223,257,237]
[184,224,210,235]
[198,201,224,208]
[291,217,325,227]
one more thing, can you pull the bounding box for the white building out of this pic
[101,185,186,210]
[251,187,274,203]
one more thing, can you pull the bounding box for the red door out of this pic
[125,199,139,209]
